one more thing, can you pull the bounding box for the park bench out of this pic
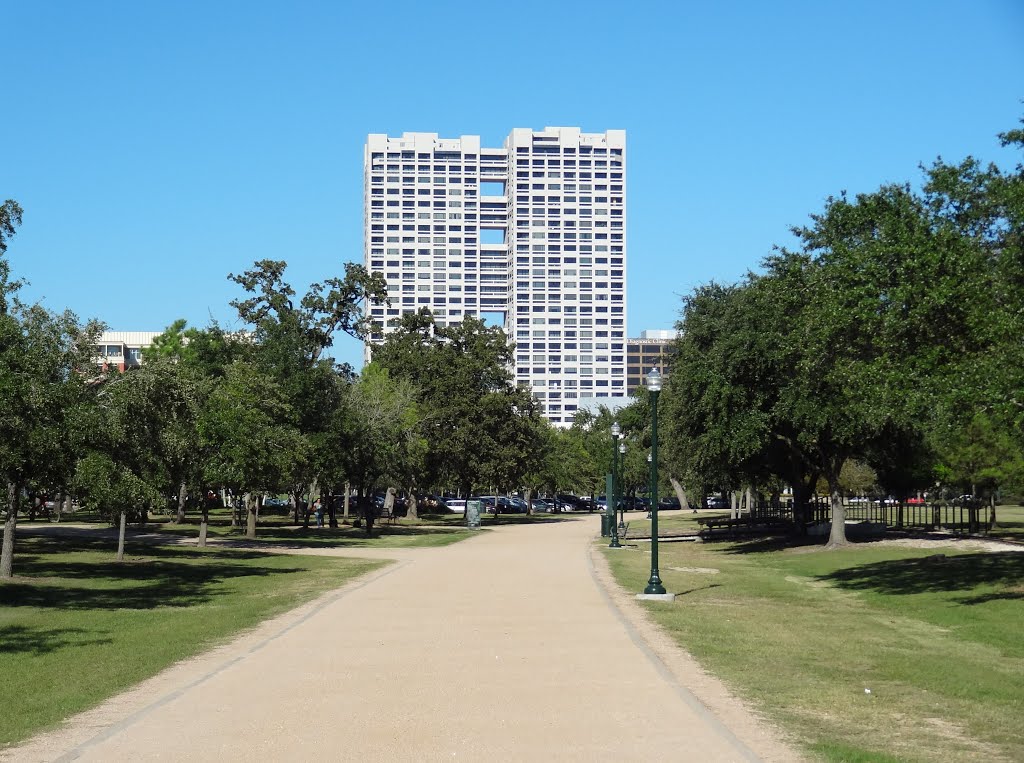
[377,504,398,525]
[697,515,790,540]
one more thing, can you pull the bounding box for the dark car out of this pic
[557,494,590,511]
[705,495,730,510]
[658,497,682,510]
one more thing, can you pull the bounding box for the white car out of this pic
[444,499,467,513]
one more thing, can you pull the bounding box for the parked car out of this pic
[557,494,589,511]
[705,495,730,510]
[508,497,529,513]
[658,497,682,510]
[444,499,467,513]
[477,496,516,513]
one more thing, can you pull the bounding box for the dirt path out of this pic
[6,517,799,762]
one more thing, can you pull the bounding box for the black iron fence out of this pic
[745,498,990,534]
[844,500,989,533]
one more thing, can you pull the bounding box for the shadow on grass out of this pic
[0,625,113,654]
[672,583,721,597]
[718,535,826,554]
[818,552,1024,603]
[0,537,305,611]
[477,514,579,526]
[216,524,470,545]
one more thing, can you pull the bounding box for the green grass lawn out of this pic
[605,536,1024,762]
[0,534,386,748]
[990,504,1024,541]
[624,509,729,536]
[35,505,567,548]
[146,520,480,549]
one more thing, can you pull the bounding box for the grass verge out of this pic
[0,534,386,747]
[604,536,1024,762]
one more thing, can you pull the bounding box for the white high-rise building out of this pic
[364,127,626,425]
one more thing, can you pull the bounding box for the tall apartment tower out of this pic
[364,127,626,426]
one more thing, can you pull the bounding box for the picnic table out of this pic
[697,514,790,540]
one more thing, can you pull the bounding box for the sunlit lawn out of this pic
[0,535,385,748]
[605,534,1024,762]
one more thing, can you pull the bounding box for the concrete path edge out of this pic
[587,542,803,763]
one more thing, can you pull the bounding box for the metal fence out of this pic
[747,499,990,534]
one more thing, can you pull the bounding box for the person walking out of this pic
[314,498,324,528]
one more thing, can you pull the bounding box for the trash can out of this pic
[600,514,611,537]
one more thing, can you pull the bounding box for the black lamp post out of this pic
[646,452,653,519]
[617,439,627,531]
[644,368,666,595]
[609,422,622,548]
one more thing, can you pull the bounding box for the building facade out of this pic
[93,331,161,371]
[626,330,678,395]
[364,127,626,425]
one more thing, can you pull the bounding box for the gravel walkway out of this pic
[6,517,799,762]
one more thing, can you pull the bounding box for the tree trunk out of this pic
[746,486,755,515]
[327,494,338,528]
[731,491,740,519]
[406,490,418,521]
[226,490,238,527]
[116,510,127,561]
[669,476,689,512]
[1,481,20,578]
[792,474,817,536]
[305,477,319,529]
[361,492,375,536]
[989,494,997,531]
[199,502,209,547]
[343,483,350,520]
[63,494,73,520]
[176,482,187,524]
[525,486,532,516]
[461,481,473,526]
[825,472,849,548]
[245,493,258,540]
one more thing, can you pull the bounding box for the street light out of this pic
[644,368,666,595]
[609,422,622,548]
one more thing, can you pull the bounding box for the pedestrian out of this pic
[315,498,324,528]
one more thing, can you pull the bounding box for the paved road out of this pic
[10,517,792,762]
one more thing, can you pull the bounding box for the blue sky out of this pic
[4,1,1023,368]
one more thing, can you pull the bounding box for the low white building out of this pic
[93,331,161,370]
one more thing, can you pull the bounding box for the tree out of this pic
[1,207,99,577]
[526,425,599,509]
[199,360,303,539]
[74,359,203,559]
[332,364,422,534]
[373,310,543,508]
[227,260,387,521]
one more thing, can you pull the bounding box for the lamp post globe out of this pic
[644,367,666,595]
